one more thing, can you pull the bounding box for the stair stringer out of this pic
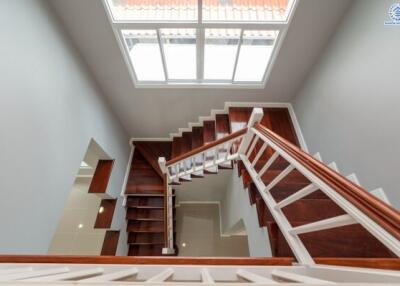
[318,153,392,205]
[220,165,272,257]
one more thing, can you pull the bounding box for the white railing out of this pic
[159,108,400,265]
[0,262,400,284]
[158,128,248,253]
[165,134,246,182]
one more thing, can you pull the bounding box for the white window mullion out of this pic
[231,29,244,82]
[197,0,204,81]
[157,29,169,81]
[197,28,205,81]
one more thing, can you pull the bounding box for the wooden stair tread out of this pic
[128,244,163,256]
[128,242,164,245]
[128,206,164,209]
[126,197,164,207]
[126,193,170,197]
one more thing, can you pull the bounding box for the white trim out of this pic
[286,104,308,152]
[101,0,299,88]
[130,138,172,142]
[75,175,93,178]
[371,188,391,205]
[271,269,333,284]
[129,102,308,151]
[328,161,339,172]
[309,264,400,278]
[236,269,277,283]
[346,173,360,185]
[289,214,356,235]
[120,145,135,197]
[0,263,399,284]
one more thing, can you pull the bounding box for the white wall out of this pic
[48,177,106,255]
[220,167,272,257]
[175,204,249,257]
[292,0,400,209]
[175,170,232,203]
[0,0,130,254]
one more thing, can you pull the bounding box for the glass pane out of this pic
[160,29,197,80]
[106,0,197,22]
[122,30,165,81]
[234,30,278,82]
[204,29,240,80]
[203,0,290,22]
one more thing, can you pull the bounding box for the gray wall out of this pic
[293,0,400,209]
[221,167,272,257]
[0,0,130,253]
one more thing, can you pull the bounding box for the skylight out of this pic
[104,0,296,87]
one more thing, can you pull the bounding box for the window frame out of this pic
[102,0,298,88]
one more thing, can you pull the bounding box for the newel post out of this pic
[159,157,175,255]
[237,108,264,155]
[158,157,167,174]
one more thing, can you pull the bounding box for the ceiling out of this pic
[47,0,352,138]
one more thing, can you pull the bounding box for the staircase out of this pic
[123,105,400,261]
[124,144,174,256]
[0,107,399,284]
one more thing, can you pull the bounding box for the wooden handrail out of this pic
[0,255,292,266]
[254,123,400,241]
[166,128,247,166]
[0,255,399,270]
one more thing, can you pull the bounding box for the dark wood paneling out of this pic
[126,208,164,221]
[181,132,192,154]
[125,145,172,256]
[0,255,292,265]
[191,127,204,148]
[2,256,399,270]
[229,107,252,133]
[228,107,300,147]
[101,230,120,256]
[134,141,172,161]
[133,141,171,179]
[172,133,192,159]
[203,121,216,144]
[94,199,117,229]
[128,232,164,245]
[315,258,400,271]
[248,184,258,205]
[127,221,164,233]
[267,108,299,147]
[266,222,293,257]
[126,197,164,208]
[88,160,114,194]
[215,114,231,139]
[125,150,163,195]
[281,200,345,223]
[300,224,396,258]
[171,136,183,159]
